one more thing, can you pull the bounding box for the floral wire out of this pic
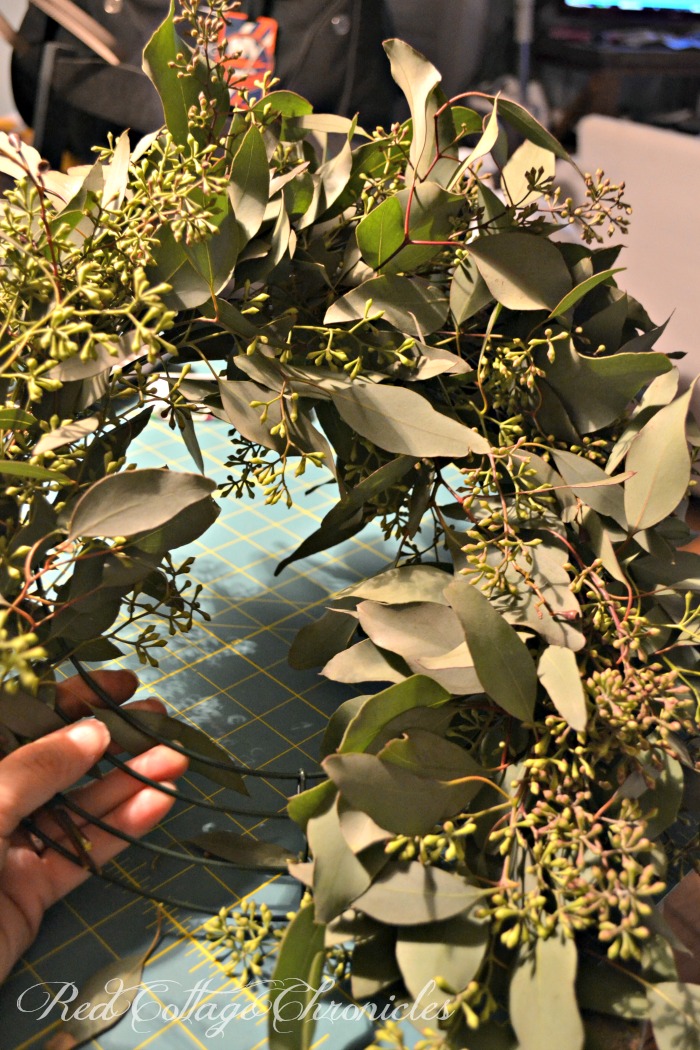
[51,700,295,821]
[20,814,290,918]
[69,655,325,782]
[93,753,292,821]
[47,791,300,875]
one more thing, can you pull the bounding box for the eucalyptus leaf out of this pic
[0,460,71,485]
[314,131,354,216]
[378,728,483,782]
[458,104,501,175]
[501,139,556,209]
[337,803,392,853]
[48,337,137,382]
[72,637,125,662]
[450,257,493,326]
[35,417,100,455]
[92,708,248,794]
[68,468,216,540]
[338,675,451,754]
[544,343,672,434]
[337,564,453,606]
[287,779,336,830]
[331,382,489,459]
[0,408,37,429]
[321,695,368,759]
[174,409,205,473]
[495,95,571,162]
[45,920,161,1049]
[648,982,700,1050]
[445,580,537,720]
[351,928,402,999]
[582,509,627,584]
[322,639,409,685]
[624,383,695,532]
[412,643,483,696]
[642,752,684,840]
[537,646,587,732]
[468,232,572,312]
[619,317,670,355]
[383,38,442,179]
[268,904,326,1050]
[0,690,64,738]
[510,935,584,1050]
[307,794,385,923]
[142,2,198,146]
[581,291,629,354]
[497,542,585,651]
[182,206,240,298]
[355,194,404,272]
[291,112,360,136]
[323,752,484,836]
[357,181,463,274]
[149,224,226,309]
[275,455,417,575]
[356,600,466,663]
[185,831,295,872]
[288,601,358,670]
[101,130,131,211]
[576,956,649,1021]
[131,496,220,555]
[325,275,449,339]
[229,124,269,241]
[396,916,489,1009]
[218,378,286,452]
[552,449,628,528]
[409,344,472,379]
[549,268,624,322]
[352,860,483,925]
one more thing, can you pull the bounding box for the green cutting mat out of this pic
[1,414,403,1050]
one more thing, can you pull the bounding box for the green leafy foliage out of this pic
[268,903,326,1050]
[468,231,572,311]
[445,580,537,720]
[537,645,587,732]
[68,469,217,540]
[352,861,484,925]
[2,9,700,1050]
[510,935,584,1050]
[45,917,161,1049]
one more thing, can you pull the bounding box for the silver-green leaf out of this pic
[445,580,537,720]
[537,645,587,732]
[510,934,584,1050]
[331,382,490,459]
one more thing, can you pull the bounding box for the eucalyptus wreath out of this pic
[1,2,699,1048]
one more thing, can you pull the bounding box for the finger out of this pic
[0,721,110,843]
[55,670,138,720]
[30,745,188,840]
[39,785,179,907]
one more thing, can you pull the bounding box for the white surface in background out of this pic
[571,115,700,394]
[0,1,28,116]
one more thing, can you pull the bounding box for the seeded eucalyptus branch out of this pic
[2,3,699,1048]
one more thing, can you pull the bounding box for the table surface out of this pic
[1,414,397,1050]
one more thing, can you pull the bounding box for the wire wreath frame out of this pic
[13,653,319,918]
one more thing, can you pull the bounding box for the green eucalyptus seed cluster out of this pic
[0,100,230,682]
[202,900,280,986]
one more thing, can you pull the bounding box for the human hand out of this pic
[0,670,188,982]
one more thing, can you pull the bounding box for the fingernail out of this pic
[65,719,111,758]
